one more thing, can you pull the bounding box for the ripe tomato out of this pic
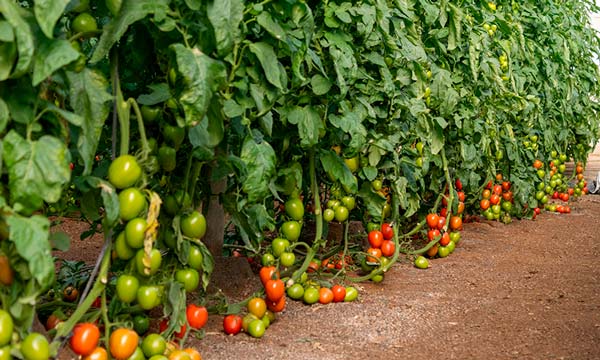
[159,319,186,339]
[259,266,278,286]
[281,220,301,241]
[533,159,543,169]
[118,188,146,221]
[366,247,382,262]
[485,180,493,189]
[427,229,440,241]
[381,223,393,240]
[426,213,439,229]
[0,310,13,346]
[380,240,395,257]
[368,230,384,248]
[439,232,450,246]
[265,279,285,302]
[482,189,491,199]
[480,199,490,210]
[116,274,139,303]
[185,304,208,330]
[285,197,304,221]
[437,216,446,230]
[168,350,192,360]
[490,194,500,205]
[183,348,201,360]
[318,287,334,304]
[495,173,503,182]
[440,207,448,218]
[457,191,465,202]
[21,333,50,360]
[455,178,463,191]
[181,211,207,239]
[175,268,200,292]
[502,191,513,202]
[141,334,167,358]
[70,323,100,356]
[457,201,465,215]
[449,216,462,231]
[223,315,242,335]
[45,314,62,331]
[82,347,107,360]
[248,297,267,318]
[493,184,502,195]
[63,285,79,302]
[426,243,438,257]
[267,296,286,312]
[502,181,511,191]
[307,260,319,273]
[108,155,142,189]
[331,285,346,303]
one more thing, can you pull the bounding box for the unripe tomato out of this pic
[343,286,358,302]
[21,333,50,360]
[118,188,146,221]
[285,197,304,221]
[175,268,200,292]
[70,323,100,356]
[181,211,207,239]
[281,221,301,242]
[136,285,161,310]
[141,334,167,358]
[108,155,142,189]
[279,252,295,267]
[248,297,267,318]
[135,248,162,277]
[72,13,97,34]
[0,310,13,346]
[323,208,335,222]
[125,218,147,249]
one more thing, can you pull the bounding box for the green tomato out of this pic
[136,285,161,310]
[125,218,147,249]
[537,182,546,191]
[0,346,10,360]
[414,256,429,269]
[0,310,13,346]
[70,0,90,12]
[261,253,275,266]
[114,231,135,260]
[491,204,501,215]
[163,125,186,150]
[158,145,176,172]
[334,205,349,222]
[344,156,360,173]
[21,333,49,360]
[261,315,271,329]
[72,12,97,34]
[535,191,544,200]
[416,141,424,154]
[449,231,461,244]
[280,252,296,267]
[371,273,384,283]
[415,157,424,168]
[108,155,142,189]
[438,246,451,258]
[303,287,319,304]
[242,314,259,332]
[181,211,207,239]
[271,238,290,257]
[106,0,123,16]
[285,198,304,221]
[116,274,139,303]
[247,319,266,338]
[371,179,383,191]
[135,248,162,277]
[187,245,204,270]
[530,135,538,143]
[133,315,150,335]
[344,286,358,302]
[447,240,456,253]
[118,188,147,221]
[175,268,200,292]
[128,347,145,360]
[148,356,168,360]
[286,283,304,300]
[323,208,335,222]
[326,199,340,209]
[501,201,512,212]
[140,105,160,123]
[141,333,166,358]
[281,221,301,242]
[341,196,356,210]
[551,150,558,158]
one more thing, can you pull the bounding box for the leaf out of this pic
[170,45,227,126]
[240,136,276,203]
[311,74,332,95]
[286,105,323,148]
[3,131,71,213]
[249,42,286,90]
[6,214,54,287]
[136,83,171,105]
[207,0,244,57]
[0,98,8,134]
[256,12,287,42]
[80,176,120,229]
[223,99,244,118]
[189,102,224,161]
[34,0,70,38]
[161,282,186,337]
[66,69,112,175]
[90,0,170,63]
[32,39,80,86]
[45,104,83,127]
[196,240,214,290]
[0,0,34,77]
[0,20,14,42]
[184,0,201,10]
[319,150,357,193]
[49,231,70,252]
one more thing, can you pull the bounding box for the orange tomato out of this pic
[318,287,334,304]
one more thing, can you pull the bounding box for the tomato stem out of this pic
[129,99,151,160]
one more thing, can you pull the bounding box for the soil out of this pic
[54,196,600,360]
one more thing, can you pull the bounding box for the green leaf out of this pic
[136,83,171,106]
[6,214,54,287]
[311,74,332,96]
[256,12,287,42]
[241,136,276,203]
[66,69,112,176]
[286,105,323,148]
[80,176,120,229]
[196,240,214,290]
[0,0,34,77]
[249,42,286,90]
[34,0,70,38]
[90,0,170,63]
[0,98,8,134]
[207,0,244,57]
[184,0,201,10]
[319,150,357,193]
[0,20,14,41]
[170,45,227,126]
[3,131,71,213]
[189,102,224,161]
[49,231,70,252]
[32,39,80,86]
[161,282,186,337]
[44,103,83,127]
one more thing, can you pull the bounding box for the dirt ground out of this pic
[56,196,600,360]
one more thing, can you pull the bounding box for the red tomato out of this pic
[437,216,446,230]
[381,223,394,240]
[449,216,462,231]
[552,191,559,200]
[331,285,346,303]
[70,323,100,356]
[265,279,285,302]
[186,304,208,330]
[267,296,286,312]
[455,178,463,191]
[427,229,440,241]
[259,266,278,286]
[440,207,448,218]
[502,181,511,191]
[223,315,242,335]
[439,232,450,246]
[485,180,493,189]
[368,230,384,248]
[480,199,490,210]
[426,213,440,229]
[380,240,395,257]
[534,207,541,215]
[366,247,382,262]
[493,184,502,195]
[502,191,513,202]
[457,191,465,202]
[490,194,500,205]
[159,319,186,339]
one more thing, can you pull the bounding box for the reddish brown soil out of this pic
[56,196,600,360]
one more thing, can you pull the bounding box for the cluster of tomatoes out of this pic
[68,321,202,360]
[479,174,514,223]
[323,194,356,223]
[361,223,396,282]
